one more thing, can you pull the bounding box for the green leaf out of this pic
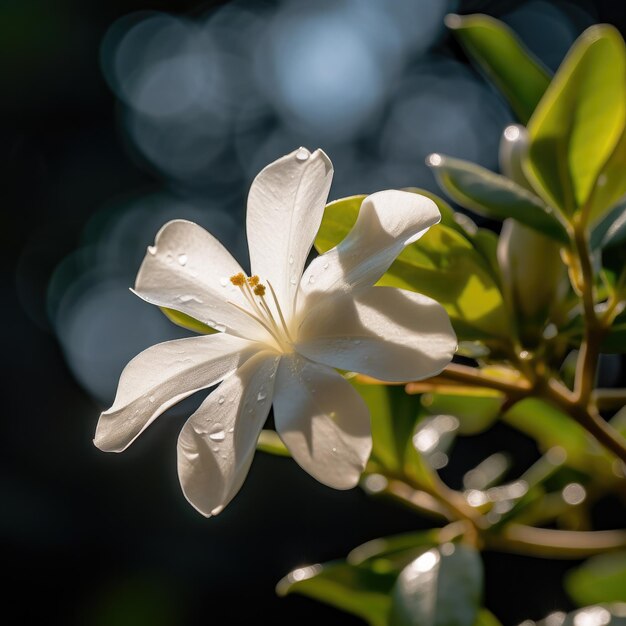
[352,381,436,488]
[421,388,503,435]
[427,154,569,243]
[566,552,626,606]
[588,128,626,222]
[591,200,626,249]
[276,561,395,626]
[160,307,216,334]
[526,25,626,216]
[390,545,483,626]
[348,529,440,573]
[445,13,550,124]
[315,195,511,343]
[257,430,290,457]
[474,609,503,626]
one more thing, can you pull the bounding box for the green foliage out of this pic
[256,429,290,456]
[446,13,550,123]
[160,307,216,334]
[427,154,568,243]
[389,545,483,626]
[525,26,626,218]
[566,552,626,605]
[276,561,396,626]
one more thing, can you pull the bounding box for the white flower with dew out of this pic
[94,147,456,517]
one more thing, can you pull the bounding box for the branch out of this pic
[593,388,626,412]
[487,524,626,559]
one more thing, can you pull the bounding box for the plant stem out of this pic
[486,524,626,559]
[545,378,626,462]
[593,388,626,411]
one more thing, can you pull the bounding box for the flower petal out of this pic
[94,334,258,452]
[134,220,269,340]
[273,354,371,489]
[177,351,279,517]
[299,190,440,305]
[296,287,456,382]
[247,147,333,317]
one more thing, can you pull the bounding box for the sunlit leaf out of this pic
[390,545,483,626]
[160,307,216,334]
[257,430,290,457]
[276,561,395,626]
[446,13,550,124]
[525,25,626,216]
[428,154,568,243]
[566,552,626,606]
[348,529,440,573]
[352,380,436,488]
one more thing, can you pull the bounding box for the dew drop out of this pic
[228,427,234,433]
[148,395,155,403]
[323,262,329,270]
[179,294,203,304]
[332,447,337,453]
[288,255,294,265]
[290,276,297,285]
[147,246,157,256]
[178,253,188,266]
[295,147,310,161]
[257,390,267,402]
[209,425,226,442]
[308,275,315,284]
[220,277,228,287]
[218,396,225,405]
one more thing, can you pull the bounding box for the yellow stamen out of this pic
[230,272,246,287]
[248,275,260,287]
[253,284,266,297]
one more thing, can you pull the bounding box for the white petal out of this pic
[299,190,440,305]
[247,148,333,317]
[94,334,258,452]
[177,351,279,517]
[273,355,371,489]
[297,287,456,382]
[135,220,269,340]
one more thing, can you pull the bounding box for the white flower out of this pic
[94,147,456,517]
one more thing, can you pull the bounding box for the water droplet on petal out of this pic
[295,147,310,161]
[323,262,329,270]
[290,276,297,285]
[288,255,294,265]
[257,390,267,402]
[332,447,337,453]
[220,277,228,287]
[178,253,188,266]
[308,275,315,284]
[209,425,226,442]
[147,246,157,256]
[148,395,155,403]
[218,396,225,405]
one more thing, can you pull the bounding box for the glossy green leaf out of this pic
[446,13,550,123]
[316,195,510,342]
[537,604,626,626]
[348,529,440,573]
[390,545,483,626]
[473,610,503,626]
[591,200,626,249]
[352,381,436,489]
[419,388,503,435]
[588,128,626,222]
[257,430,290,457]
[160,307,216,334]
[276,561,395,626]
[526,25,626,216]
[428,154,568,243]
[566,552,626,605]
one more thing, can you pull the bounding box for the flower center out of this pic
[228,272,293,351]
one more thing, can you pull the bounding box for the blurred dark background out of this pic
[3,1,626,624]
